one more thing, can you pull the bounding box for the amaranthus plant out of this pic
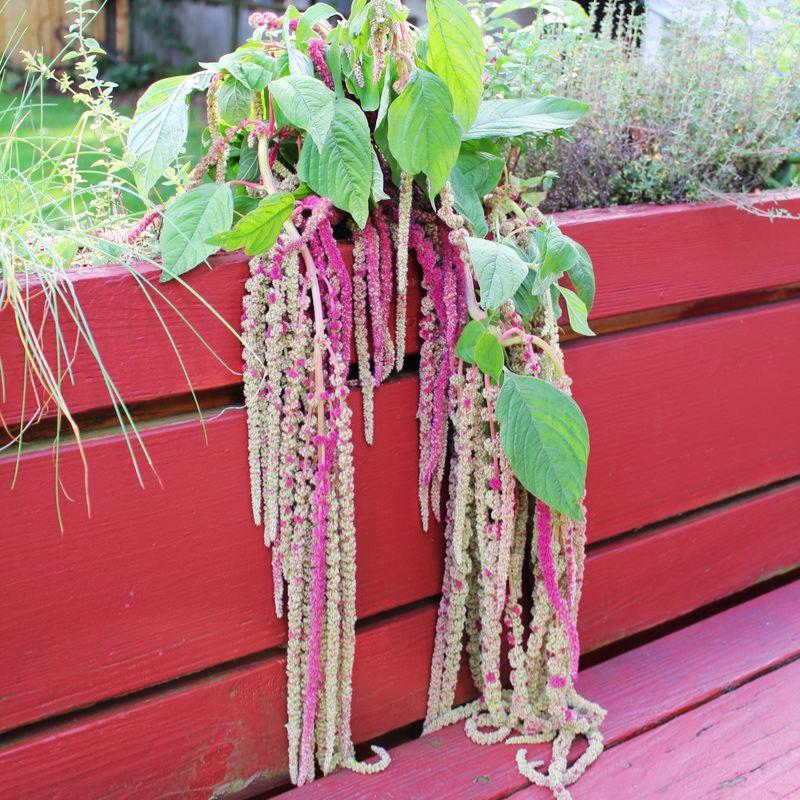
[127,0,601,793]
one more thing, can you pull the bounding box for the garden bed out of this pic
[1,193,799,798]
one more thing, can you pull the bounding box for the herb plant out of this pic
[1,1,238,524]
[487,0,800,211]
[126,0,603,793]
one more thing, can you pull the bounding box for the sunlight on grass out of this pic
[0,89,205,207]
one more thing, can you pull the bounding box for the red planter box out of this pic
[1,194,799,799]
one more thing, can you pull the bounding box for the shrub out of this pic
[481,0,800,211]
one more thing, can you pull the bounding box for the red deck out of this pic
[1,194,799,798]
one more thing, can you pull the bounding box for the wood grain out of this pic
[2,303,798,730]
[2,556,797,800]
[3,194,798,426]
[284,580,800,800]
[544,657,800,799]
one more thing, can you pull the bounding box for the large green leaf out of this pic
[269,75,336,150]
[207,192,294,256]
[160,183,234,281]
[496,370,589,520]
[475,331,504,380]
[462,96,588,140]
[426,0,485,129]
[455,319,485,363]
[537,221,579,279]
[568,241,595,312]
[466,237,529,309]
[128,73,208,194]
[296,2,339,43]
[217,79,253,125]
[449,149,505,237]
[450,166,488,237]
[557,285,594,336]
[219,48,283,91]
[297,97,373,227]
[387,70,461,198]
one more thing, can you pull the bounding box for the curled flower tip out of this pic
[515,749,546,781]
[345,745,391,774]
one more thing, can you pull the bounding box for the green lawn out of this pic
[0,88,205,209]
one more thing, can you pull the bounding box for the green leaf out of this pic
[217,79,253,125]
[128,73,205,194]
[475,332,504,380]
[296,3,339,43]
[426,0,485,129]
[237,139,260,181]
[539,222,579,279]
[207,192,294,256]
[463,97,588,140]
[558,285,594,337]
[219,49,281,91]
[466,237,529,309]
[455,319,485,363]
[160,183,234,280]
[371,150,389,201]
[52,238,79,269]
[456,149,505,196]
[297,97,373,227]
[450,166,487,237]
[269,75,335,150]
[387,70,461,198]
[288,45,315,77]
[567,241,595,312]
[375,65,393,128]
[496,370,589,520]
[513,270,540,320]
[449,149,504,236]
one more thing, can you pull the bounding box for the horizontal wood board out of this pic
[2,194,798,426]
[2,554,797,800]
[284,579,800,800]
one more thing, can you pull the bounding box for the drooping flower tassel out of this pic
[241,199,391,786]
[423,316,605,800]
[394,171,413,372]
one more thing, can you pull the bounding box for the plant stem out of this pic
[257,132,327,454]
[500,329,565,379]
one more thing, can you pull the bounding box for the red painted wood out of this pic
[0,380,445,733]
[558,191,800,321]
[1,564,797,800]
[2,304,798,730]
[548,656,800,799]
[1,365,797,743]
[580,480,800,651]
[577,300,800,540]
[284,579,800,800]
[2,193,798,425]
[0,247,423,429]
[0,604,441,800]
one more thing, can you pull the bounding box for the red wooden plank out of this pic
[1,563,797,800]
[577,300,800,540]
[0,604,443,800]
[559,191,800,321]
[0,380,445,733]
[285,579,800,800]
[544,656,800,799]
[2,193,798,425]
[1,305,798,730]
[580,480,800,652]
[0,247,423,429]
